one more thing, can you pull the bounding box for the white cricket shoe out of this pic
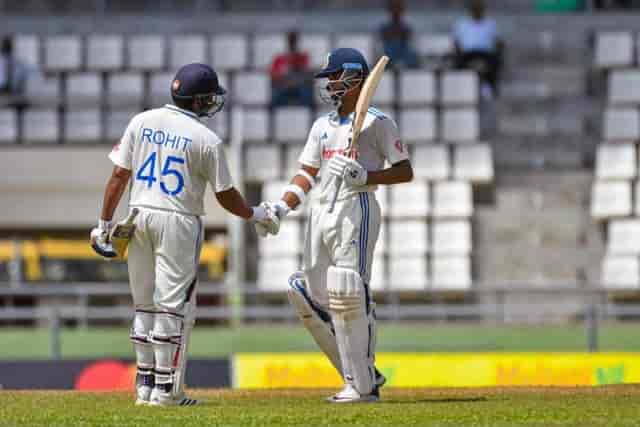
[135,385,153,406]
[327,384,379,404]
[149,387,199,407]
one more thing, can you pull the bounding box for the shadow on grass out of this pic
[379,397,488,404]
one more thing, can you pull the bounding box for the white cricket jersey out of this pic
[109,104,233,216]
[298,108,409,203]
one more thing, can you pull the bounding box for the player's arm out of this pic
[280,164,319,212]
[365,159,413,186]
[215,187,259,220]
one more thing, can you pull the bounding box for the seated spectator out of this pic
[270,30,314,108]
[453,0,504,98]
[379,0,419,69]
[594,0,632,9]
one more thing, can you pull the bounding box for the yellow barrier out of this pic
[233,353,640,388]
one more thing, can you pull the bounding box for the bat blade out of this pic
[110,208,140,259]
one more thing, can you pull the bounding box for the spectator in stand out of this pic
[0,35,32,106]
[594,0,632,9]
[270,30,314,108]
[379,0,419,69]
[452,0,504,99]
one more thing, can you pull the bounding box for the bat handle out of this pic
[328,178,342,214]
[126,208,140,225]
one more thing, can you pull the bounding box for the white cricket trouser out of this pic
[127,207,203,314]
[302,192,381,310]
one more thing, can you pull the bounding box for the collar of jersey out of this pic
[165,104,200,120]
[329,111,354,126]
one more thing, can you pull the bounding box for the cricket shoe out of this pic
[149,387,199,407]
[375,368,386,388]
[134,372,154,406]
[327,384,379,403]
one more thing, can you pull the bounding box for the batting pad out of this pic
[129,310,154,372]
[328,266,374,395]
[287,272,343,377]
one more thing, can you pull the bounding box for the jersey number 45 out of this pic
[136,152,185,196]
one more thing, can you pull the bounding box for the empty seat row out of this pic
[259,219,471,256]
[14,32,454,73]
[249,143,492,184]
[595,143,640,180]
[0,108,227,143]
[590,180,640,219]
[237,107,479,143]
[601,255,640,289]
[603,108,640,141]
[608,69,640,105]
[594,31,638,70]
[257,255,471,291]
[262,180,474,218]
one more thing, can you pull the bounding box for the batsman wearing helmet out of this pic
[91,63,278,406]
[260,48,413,402]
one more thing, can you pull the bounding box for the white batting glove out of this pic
[90,219,117,259]
[251,203,281,237]
[327,154,368,187]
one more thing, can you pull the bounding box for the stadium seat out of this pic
[233,72,270,105]
[399,70,436,106]
[13,34,39,66]
[66,73,102,107]
[595,143,636,180]
[245,144,281,182]
[241,108,270,142]
[431,220,471,255]
[390,220,429,255]
[106,72,145,108]
[441,71,479,106]
[0,109,18,143]
[594,32,634,69]
[389,256,428,290]
[64,110,102,143]
[45,35,82,72]
[442,108,479,143]
[432,181,473,218]
[258,219,301,256]
[399,108,436,143]
[369,253,387,291]
[127,35,165,70]
[253,34,287,70]
[608,70,640,106]
[274,107,311,143]
[431,256,472,290]
[371,71,395,107]
[25,75,60,107]
[258,256,299,291]
[607,220,640,255]
[299,34,331,69]
[415,33,454,59]
[105,110,135,141]
[453,143,494,183]
[210,34,249,71]
[390,181,430,218]
[334,34,373,62]
[87,35,124,71]
[603,108,640,142]
[412,144,450,181]
[22,109,59,143]
[590,181,632,219]
[149,72,174,107]
[601,255,639,289]
[170,35,207,70]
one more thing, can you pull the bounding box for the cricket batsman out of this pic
[260,48,414,402]
[90,63,278,406]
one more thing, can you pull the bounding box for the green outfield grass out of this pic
[3,387,640,427]
[3,323,640,359]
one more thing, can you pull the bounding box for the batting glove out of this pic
[90,219,117,259]
[251,203,281,237]
[327,154,368,187]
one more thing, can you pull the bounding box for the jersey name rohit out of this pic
[141,127,192,152]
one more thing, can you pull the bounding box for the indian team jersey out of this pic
[109,104,233,216]
[298,107,409,203]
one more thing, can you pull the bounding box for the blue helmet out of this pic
[316,48,369,108]
[171,63,226,117]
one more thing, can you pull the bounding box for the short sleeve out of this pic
[108,115,137,170]
[206,142,234,194]
[298,119,322,168]
[376,117,409,165]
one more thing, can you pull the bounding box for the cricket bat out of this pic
[328,55,390,214]
[109,208,140,259]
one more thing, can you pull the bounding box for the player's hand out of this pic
[327,154,367,187]
[251,203,281,237]
[90,220,117,259]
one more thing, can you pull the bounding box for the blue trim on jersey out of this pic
[367,107,387,120]
[165,104,200,120]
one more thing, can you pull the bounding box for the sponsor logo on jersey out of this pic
[321,147,359,160]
